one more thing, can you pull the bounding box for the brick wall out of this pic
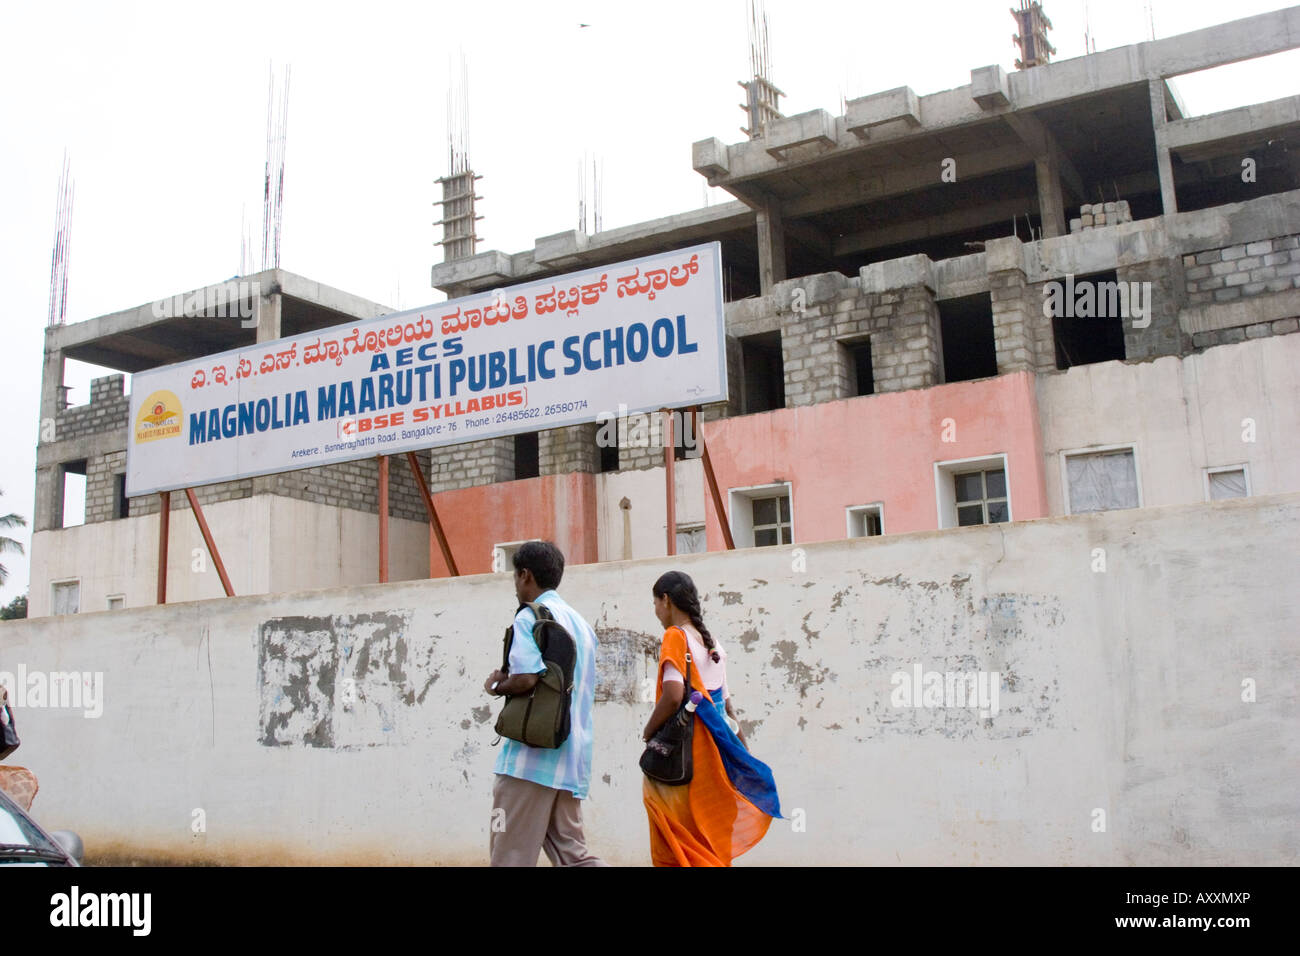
[56,374,129,441]
[428,437,515,493]
[1183,236,1300,305]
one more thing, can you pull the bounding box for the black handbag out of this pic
[0,704,19,761]
[639,652,695,785]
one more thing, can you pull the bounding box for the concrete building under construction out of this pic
[27,6,1300,615]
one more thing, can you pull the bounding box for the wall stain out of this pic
[718,590,743,606]
[736,628,761,652]
[471,705,492,724]
[769,640,830,698]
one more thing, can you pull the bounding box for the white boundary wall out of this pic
[1,494,1297,865]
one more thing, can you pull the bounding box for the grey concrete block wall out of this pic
[428,437,515,493]
[540,423,599,475]
[85,450,127,524]
[1183,235,1300,305]
[56,374,129,441]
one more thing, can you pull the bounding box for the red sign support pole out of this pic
[377,456,390,584]
[664,409,676,556]
[406,452,459,576]
[184,488,235,596]
[156,491,170,604]
[696,406,735,550]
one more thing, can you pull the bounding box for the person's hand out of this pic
[483,669,506,695]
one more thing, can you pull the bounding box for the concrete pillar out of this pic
[1149,79,1178,216]
[255,283,283,344]
[251,282,284,497]
[984,237,1038,373]
[1034,155,1067,239]
[756,197,787,294]
[33,339,66,532]
[33,465,63,533]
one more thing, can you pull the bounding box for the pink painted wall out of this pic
[700,371,1049,548]
[428,472,599,576]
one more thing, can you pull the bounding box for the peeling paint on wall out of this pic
[593,626,659,703]
[257,610,429,748]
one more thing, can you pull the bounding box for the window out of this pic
[1205,465,1250,501]
[846,504,884,537]
[1063,447,1140,514]
[107,594,125,611]
[740,332,785,414]
[491,539,537,573]
[728,482,794,548]
[514,432,539,480]
[939,292,997,383]
[61,459,86,528]
[842,338,874,396]
[51,580,80,615]
[114,474,130,519]
[954,469,1009,526]
[676,525,707,554]
[1050,269,1127,370]
[935,455,1011,529]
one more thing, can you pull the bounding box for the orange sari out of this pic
[642,626,772,866]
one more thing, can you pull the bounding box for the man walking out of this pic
[483,540,606,866]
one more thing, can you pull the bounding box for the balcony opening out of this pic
[1050,270,1127,370]
[939,293,998,383]
[514,432,539,480]
[740,332,785,414]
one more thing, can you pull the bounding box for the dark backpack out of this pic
[493,601,577,749]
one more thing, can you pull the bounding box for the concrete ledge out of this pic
[534,229,591,265]
[1180,288,1300,335]
[860,254,935,294]
[1165,94,1300,153]
[970,65,1011,110]
[846,86,921,138]
[692,137,730,179]
[772,271,850,310]
[761,109,837,159]
[429,250,515,290]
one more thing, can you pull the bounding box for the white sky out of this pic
[1,0,1298,603]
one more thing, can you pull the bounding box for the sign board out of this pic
[126,242,726,496]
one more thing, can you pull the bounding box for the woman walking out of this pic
[641,570,781,866]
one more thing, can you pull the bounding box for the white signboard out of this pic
[126,242,726,496]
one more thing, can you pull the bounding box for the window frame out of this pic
[845,503,885,538]
[934,454,1011,529]
[1204,463,1251,502]
[1059,443,1143,516]
[727,481,794,548]
[50,578,81,616]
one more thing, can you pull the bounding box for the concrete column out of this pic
[1149,79,1178,216]
[255,284,283,344]
[1034,155,1067,238]
[33,339,66,532]
[756,197,787,294]
[984,237,1039,373]
[252,283,284,497]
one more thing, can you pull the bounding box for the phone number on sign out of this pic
[543,400,588,416]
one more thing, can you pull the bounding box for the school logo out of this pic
[134,390,183,443]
